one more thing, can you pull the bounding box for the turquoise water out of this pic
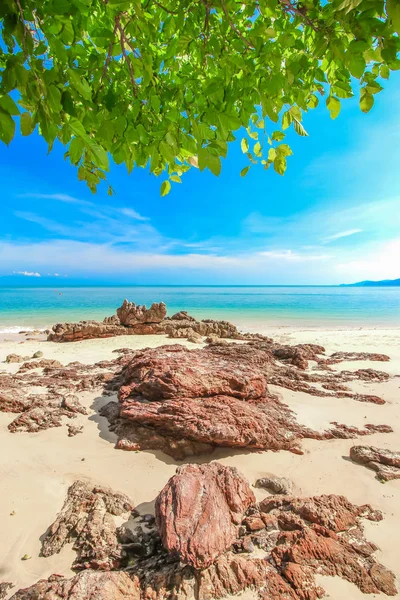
[0,286,399,332]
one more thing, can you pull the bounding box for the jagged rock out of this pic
[67,424,84,436]
[5,354,27,363]
[12,476,397,600]
[10,571,138,600]
[32,351,43,358]
[48,321,135,342]
[255,476,294,495]
[170,311,196,321]
[272,343,326,369]
[350,445,400,481]
[41,480,133,570]
[155,463,255,568]
[18,359,62,372]
[116,300,166,326]
[117,344,269,402]
[100,343,392,458]
[103,315,120,325]
[7,393,87,434]
[327,351,390,364]
[0,582,13,599]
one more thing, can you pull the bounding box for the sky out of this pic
[1,75,400,285]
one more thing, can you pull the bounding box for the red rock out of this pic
[155,463,255,569]
[350,445,400,481]
[9,571,139,600]
[118,344,269,402]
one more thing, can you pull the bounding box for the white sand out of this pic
[0,329,399,599]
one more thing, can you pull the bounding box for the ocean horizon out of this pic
[1,285,399,332]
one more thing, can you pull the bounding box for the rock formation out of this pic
[10,572,137,600]
[350,445,400,481]
[41,481,133,570]
[155,463,255,568]
[11,466,397,600]
[116,300,167,325]
[100,343,393,459]
[47,300,270,343]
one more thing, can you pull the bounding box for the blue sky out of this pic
[1,75,400,285]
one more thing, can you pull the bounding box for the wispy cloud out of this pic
[323,229,363,243]
[13,270,41,277]
[18,193,94,207]
[119,207,149,221]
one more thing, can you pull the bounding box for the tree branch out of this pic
[278,0,320,32]
[100,14,121,84]
[220,0,255,49]
[116,19,138,96]
[154,1,178,15]
[14,0,28,52]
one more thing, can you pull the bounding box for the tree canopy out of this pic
[0,0,399,194]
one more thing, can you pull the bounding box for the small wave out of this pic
[0,326,45,334]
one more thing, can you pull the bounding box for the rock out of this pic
[155,463,255,568]
[350,445,400,481]
[328,351,390,364]
[185,329,203,343]
[48,321,136,342]
[5,354,26,363]
[116,300,166,326]
[118,344,269,402]
[67,424,83,436]
[0,582,13,599]
[9,471,397,600]
[255,476,294,495]
[18,359,62,372]
[41,481,133,570]
[32,351,43,358]
[10,571,138,600]
[170,311,196,321]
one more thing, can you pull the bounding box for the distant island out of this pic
[341,278,400,287]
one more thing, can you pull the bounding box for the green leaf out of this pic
[241,138,249,153]
[0,111,16,145]
[274,155,287,176]
[387,0,400,34]
[282,111,293,130]
[68,69,92,101]
[276,144,293,157]
[69,137,85,165]
[88,141,109,171]
[380,64,390,80]
[326,96,341,120]
[254,141,262,157]
[307,95,319,109]
[20,112,34,136]
[271,131,285,142]
[160,180,171,196]
[268,148,277,161]
[170,175,182,183]
[47,85,62,112]
[348,54,366,79]
[0,95,20,116]
[240,166,250,177]
[360,92,374,113]
[293,119,309,137]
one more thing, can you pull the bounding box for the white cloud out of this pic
[13,270,41,277]
[119,208,149,221]
[18,193,93,206]
[257,249,331,261]
[324,229,362,242]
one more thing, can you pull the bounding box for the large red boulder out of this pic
[118,344,270,402]
[155,463,255,569]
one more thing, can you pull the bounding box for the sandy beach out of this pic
[0,326,399,599]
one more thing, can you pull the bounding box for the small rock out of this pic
[21,554,31,560]
[255,476,294,495]
[32,351,43,359]
[5,354,25,364]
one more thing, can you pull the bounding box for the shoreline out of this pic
[1,322,400,599]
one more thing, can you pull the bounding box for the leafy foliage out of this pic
[0,0,399,194]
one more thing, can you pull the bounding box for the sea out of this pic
[0,286,399,334]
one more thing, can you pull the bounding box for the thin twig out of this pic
[116,20,138,96]
[15,0,28,52]
[154,1,178,15]
[278,0,320,32]
[220,0,255,49]
[101,14,121,84]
